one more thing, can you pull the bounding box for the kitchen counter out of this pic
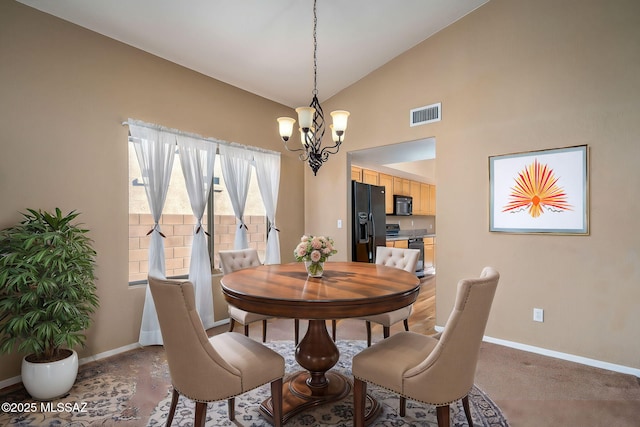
[386,233,435,241]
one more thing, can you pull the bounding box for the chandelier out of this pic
[277,0,350,176]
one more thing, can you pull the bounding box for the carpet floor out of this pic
[0,340,508,427]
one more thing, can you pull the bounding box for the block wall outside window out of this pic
[128,143,268,285]
[128,213,266,283]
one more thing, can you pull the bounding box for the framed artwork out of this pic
[489,145,588,234]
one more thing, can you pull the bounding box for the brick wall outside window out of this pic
[129,213,266,283]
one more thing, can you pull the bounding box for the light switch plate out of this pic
[533,308,544,322]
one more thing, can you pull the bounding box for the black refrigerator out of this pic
[352,181,386,263]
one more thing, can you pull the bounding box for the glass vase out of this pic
[304,261,324,278]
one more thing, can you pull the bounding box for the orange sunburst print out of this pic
[502,159,572,218]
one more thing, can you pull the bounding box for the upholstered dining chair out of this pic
[219,249,273,342]
[352,267,500,427]
[148,276,284,427]
[359,246,420,346]
[219,249,326,345]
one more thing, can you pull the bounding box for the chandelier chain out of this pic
[312,0,318,95]
[277,0,348,176]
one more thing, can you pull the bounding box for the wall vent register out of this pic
[410,102,441,127]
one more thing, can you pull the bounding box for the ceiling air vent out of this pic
[410,102,441,127]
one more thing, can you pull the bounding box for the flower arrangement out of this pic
[294,235,338,263]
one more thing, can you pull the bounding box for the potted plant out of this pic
[0,208,99,400]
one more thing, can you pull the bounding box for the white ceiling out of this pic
[17,0,488,108]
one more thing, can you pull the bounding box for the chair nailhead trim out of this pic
[352,376,470,407]
[172,377,280,404]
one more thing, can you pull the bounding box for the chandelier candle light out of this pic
[277,0,350,175]
[294,235,337,278]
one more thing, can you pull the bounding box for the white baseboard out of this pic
[0,342,142,390]
[0,374,21,391]
[78,342,142,366]
[434,325,640,377]
[0,319,234,391]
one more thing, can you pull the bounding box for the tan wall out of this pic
[311,0,640,369]
[0,2,304,382]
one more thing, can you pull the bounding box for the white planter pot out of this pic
[21,349,78,400]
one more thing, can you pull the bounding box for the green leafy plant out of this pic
[0,208,99,362]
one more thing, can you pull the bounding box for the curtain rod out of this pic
[121,118,280,156]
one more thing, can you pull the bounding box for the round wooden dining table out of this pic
[220,261,421,424]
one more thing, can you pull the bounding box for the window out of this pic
[128,144,266,284]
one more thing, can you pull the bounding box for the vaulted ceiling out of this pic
[17,0,488,108]
[18,0,489,180]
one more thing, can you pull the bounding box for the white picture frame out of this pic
[489,145,589,235]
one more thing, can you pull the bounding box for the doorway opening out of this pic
[347,137,436,275]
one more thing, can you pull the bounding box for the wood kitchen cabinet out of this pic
[393,177,411,196]
[424,237,435,268]
[417,183,437,215]
[420,183,430,215]
[402,179,411,196]
[428,185,436,215]
[352,166,379,185]
[393,240,409,249]
[392,177,403,195]
[404,181,436,216]
[351,166,362,182]
[362,169,379,185]
[410,181,422,214]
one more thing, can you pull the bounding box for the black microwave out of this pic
[393,195,413,216]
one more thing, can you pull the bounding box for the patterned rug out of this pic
[147,340,509,427]
[0,345,170,426]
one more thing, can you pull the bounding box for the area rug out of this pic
[146,340,509,426]
[0,346,169,426]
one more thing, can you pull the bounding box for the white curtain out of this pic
[177,135,217,329]
[129,123,176,346]
[253,151,281,264]
[219,145,253,249]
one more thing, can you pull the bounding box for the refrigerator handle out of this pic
[368,212,375,262]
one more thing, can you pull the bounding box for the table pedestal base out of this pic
[260,370,381,425]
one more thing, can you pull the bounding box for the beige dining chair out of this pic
[148,276,285,427]
[219,249,318,345]
[219,249,272,342]
[352,267,500,427]
[359,246,420,346]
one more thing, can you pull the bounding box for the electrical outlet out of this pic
[533,308,544,322]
